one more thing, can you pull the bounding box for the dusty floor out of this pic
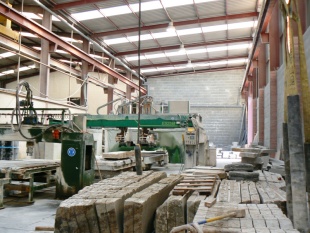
[0,158,239,233]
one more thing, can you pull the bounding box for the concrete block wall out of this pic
[264,82,271,148]
[146,69,244,148]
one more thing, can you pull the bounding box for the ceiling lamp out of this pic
[186,60,192,67]
[166,21,175,32]
[179,43,185,52]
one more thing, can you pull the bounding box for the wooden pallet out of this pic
[172,175,217,195]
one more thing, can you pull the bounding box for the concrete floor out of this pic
[0,158,239,233]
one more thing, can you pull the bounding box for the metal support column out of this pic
[39,10,52,98]
[81,38,90,106]
[107,59,115,114]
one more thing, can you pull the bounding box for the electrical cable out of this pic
[11,81,75,140]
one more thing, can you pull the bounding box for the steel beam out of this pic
[241,0,277,92]
[93,12,259,37]
[135,55,247,69]
[146,66,245,78]
[53,0,106,10]
[0,35,81,76]
[115,37,253,56]
[0,2,146,94]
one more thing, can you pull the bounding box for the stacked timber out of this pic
[172,174,217,195]
[184,166,227,179]
[123,174,183,233]
[193,202,300,232]
[54,171,168,233]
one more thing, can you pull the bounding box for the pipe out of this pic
[96,97,123,115]
[33,0,145,83]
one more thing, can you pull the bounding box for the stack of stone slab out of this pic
[224,163,260,182]
[155,178,221,233]
[183,166,227,179]
[256,170,286,211]
[95,153,135,178]
[193,202,300,232]
[216,180,260,204]
[232,147,275,170]
[155,191,192,233]
[54,171,168,233]
[123,174,183,233]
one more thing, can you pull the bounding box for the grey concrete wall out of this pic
[146,69,245,148]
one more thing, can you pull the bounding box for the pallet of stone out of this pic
[262,171,286,189]
[228,171,259,182]
[255,181,286,211]
[54,171,167,233]
[224,163,254,172]
[172,175,217,195]
[124,174,183,233]
[95,156,135,171]
[192,202,300,233]
[102,151,134,160]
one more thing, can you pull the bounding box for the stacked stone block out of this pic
[54,171,167,233]
[124,175,183,233]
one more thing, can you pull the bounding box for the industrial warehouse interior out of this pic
[0,0,310,232]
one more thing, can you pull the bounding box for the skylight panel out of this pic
[2,70,14,75]
[0,52,15,59]
[153,31,177,39]
[210,60,228,66]
[104,37,130,45]
[71,10,102,21]
[186,48,207,55]
[228,58,248,64]
[228,21,256,30]
[21,12,41,20]
[141,57,246,73]
[130,1,162,12]
[18,66,32,72]
[100,6,131,17]
[20,32,38,38]
[104,20,256,46]
[126,44,250,61]
[177,28,202,36]
[162,0,219,8]
[127,34,153,43]
[162,0,196,8]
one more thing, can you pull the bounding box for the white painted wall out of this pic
[1,70,138,159]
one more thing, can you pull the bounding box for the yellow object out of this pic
[0,1,19,41]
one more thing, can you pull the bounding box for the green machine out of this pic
[56,132,95,198]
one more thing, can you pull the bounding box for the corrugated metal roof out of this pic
[0,0,260,80]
